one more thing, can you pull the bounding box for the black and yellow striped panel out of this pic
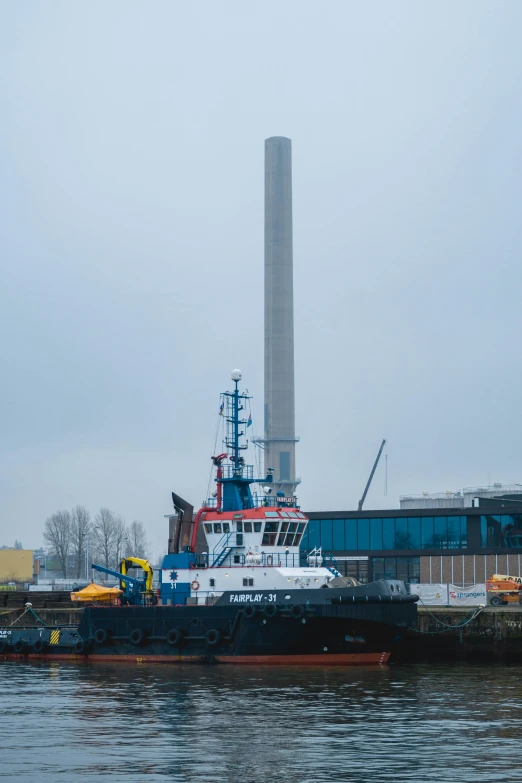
[49,630,61,645]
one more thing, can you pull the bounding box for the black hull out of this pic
[0,584,417,665]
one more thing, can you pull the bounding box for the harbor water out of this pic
[3,661,522,783]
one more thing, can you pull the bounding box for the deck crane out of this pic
[91,557,156,605]
[358,439,387,511]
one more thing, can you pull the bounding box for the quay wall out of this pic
[0,608,83,627]
[395,606,522,662]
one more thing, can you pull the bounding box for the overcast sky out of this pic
[1,1,521,559]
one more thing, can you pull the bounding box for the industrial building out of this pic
[0,550,34,583]
[303,496,522,584]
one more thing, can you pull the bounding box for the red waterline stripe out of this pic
[215,652,390,666]
[1,651,390,665]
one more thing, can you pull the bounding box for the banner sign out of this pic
[448,584,487,606]
[410,584,447,605]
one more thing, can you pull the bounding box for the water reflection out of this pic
[2,662,522,782]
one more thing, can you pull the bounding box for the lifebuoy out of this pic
[130,628,146,646]
[94,628,109,645]
[205,629,221,646]
[166,628,185,646]
[33,638,45,653]
[191,580,200,591]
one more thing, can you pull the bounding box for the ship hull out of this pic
[0,585,416,665]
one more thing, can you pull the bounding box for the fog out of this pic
[1,1,521,558]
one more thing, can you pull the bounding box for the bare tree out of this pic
[92,508,117,573]
[71,506,91,579]
[44,511,72,577]
[128,520,149,560]
[112,516,128,568]
[14,540,23,550]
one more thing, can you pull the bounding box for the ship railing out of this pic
[220,464,255,480]
[199,551,305,568]
[203,494,300,510]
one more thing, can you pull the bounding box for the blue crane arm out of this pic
[91,563,142,586]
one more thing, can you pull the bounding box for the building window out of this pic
[372,556,420,583]
[345,520,357,550]
[307,519,321,549]
[321,520,333,550]
[333,520,345,550]
[481,514,522,548]
[357,519,369,549]
[370,519,383,550]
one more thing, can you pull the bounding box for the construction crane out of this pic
[358,439,387,511]
[91,557,156,605]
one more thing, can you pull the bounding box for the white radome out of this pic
[231,369,242,381]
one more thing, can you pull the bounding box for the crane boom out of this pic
[358,439,387,511]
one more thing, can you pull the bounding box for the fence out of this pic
[411,583,487,606]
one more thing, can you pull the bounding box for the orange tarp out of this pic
[70,582,123,603]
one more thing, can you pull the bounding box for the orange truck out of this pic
[486,574,522,606]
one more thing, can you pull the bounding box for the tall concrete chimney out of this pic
[263,136,299,497]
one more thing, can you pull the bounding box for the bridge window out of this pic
[254,522,262,533]
[204,523,212,535]
[244,522,252,533]
[213,523,222,534]
[265,511,279,518]
[223,523,230,533]
[264,521,279,533]
[236,521,243,532]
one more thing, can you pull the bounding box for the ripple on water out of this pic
[2,662,522,783]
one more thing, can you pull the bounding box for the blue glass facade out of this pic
[301,515,467,552]
[372,557,420,583]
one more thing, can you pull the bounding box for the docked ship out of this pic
[0,371,417,665]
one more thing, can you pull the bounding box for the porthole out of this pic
[284,594,291,600]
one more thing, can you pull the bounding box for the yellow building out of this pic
[0,550,33,582]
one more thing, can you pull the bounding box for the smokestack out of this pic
[263,136,299,498]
